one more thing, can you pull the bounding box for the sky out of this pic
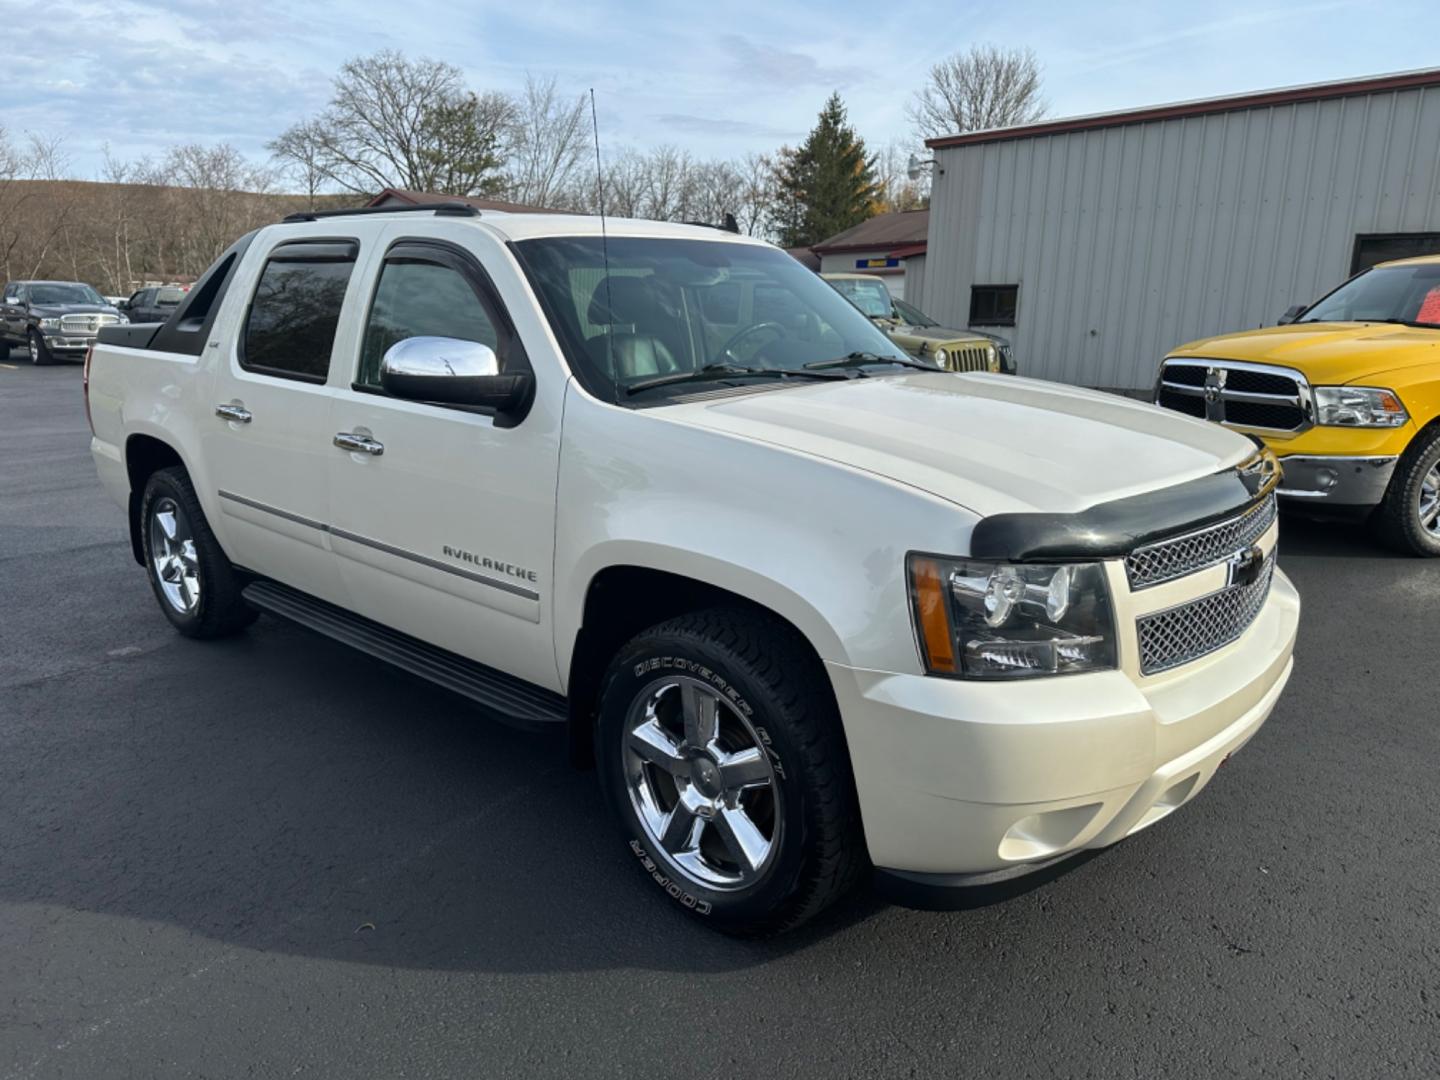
[5,0,1440,184]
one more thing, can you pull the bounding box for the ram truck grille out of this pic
[59,313,119,335]
[1136,555,1275,675]
[1125,494,1277,590]
[1156,360,1309,432]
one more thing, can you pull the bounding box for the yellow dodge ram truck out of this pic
[1157,255,1440,556]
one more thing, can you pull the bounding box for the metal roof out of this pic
[926,67,1440,150]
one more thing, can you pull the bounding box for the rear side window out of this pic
[242,241,356,382]
[156,287,185,305]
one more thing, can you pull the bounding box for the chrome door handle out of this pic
[214,403,252,423]
[333,432,384,456]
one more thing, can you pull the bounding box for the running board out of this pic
[241,580,567,731]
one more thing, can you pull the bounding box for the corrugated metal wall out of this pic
[920,85,1440,388]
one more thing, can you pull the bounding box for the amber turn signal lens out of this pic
[910,557,957,674]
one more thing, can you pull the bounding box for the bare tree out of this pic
[267,119,330,209]
[161,142,277,271]
[873,138,928,212]
[0,127,35,279]
[641,145,693,221]
[906,45,1046,141]
[272,51,513,197]
[505,74,587,208]
[734,152,776,238]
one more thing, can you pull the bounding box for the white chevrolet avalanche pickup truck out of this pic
[87,203,1300,934]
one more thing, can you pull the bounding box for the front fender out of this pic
[552,386,976,684]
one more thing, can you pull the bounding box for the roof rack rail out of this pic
[681,212,740,235]
[281,202,480,224]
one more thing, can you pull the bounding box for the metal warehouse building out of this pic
[915,67,1440,390]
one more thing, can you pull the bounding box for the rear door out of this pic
[324,221,563,689]
[200,231,368,606]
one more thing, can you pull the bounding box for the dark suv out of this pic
[120,285,187,324]
[0,280,127,365]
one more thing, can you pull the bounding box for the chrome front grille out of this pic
[1137,556,1275,675]
[59,313,118,334]
[1157,359,1310,432]
[1125,494,1277,590]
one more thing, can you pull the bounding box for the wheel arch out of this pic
[123,433,190,565]
[563,563,842,770]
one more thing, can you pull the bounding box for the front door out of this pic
[325,223,563,690]
[200,235,366,607]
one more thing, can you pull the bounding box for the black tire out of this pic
[596,607,866,935]
[139,466,258,638]
[28,329,56,366]
[1375,425,1440,557]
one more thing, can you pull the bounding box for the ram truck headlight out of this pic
[908,555,1117,679]
[38,317,61,330]
[1312,386,1408,427]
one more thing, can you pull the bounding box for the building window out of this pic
[1352,234,1440,274]
[969,284,1018,327]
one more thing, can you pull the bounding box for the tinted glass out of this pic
[242,260,353,380]
[1302,264,1440,327]
[969,285,1018,326]
[516,236,906,403]
[892,297,939,327]
[358,258,501,387]
[156,287,185,305]
[828,276,894,318]
[29,283,104,305]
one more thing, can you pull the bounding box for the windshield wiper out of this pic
[625,362,847,396]
[805,351,939,373]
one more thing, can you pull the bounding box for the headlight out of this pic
[907,555,1117,679]
[933,347,949,369]
[38,317,61,330]
[1312,386,1408,427]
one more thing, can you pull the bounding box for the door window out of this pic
[241,244,356,382]
[357,254,503,389]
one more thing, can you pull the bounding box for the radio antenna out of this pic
[589,88,618,404]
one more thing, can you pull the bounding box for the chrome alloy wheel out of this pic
[148,496,201,614]
[28,335,38,362]
[622,675,780,891]
[1420,463,1440,538]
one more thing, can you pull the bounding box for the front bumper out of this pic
[37,329,99,353]
[1277,454,1397,509]
[828,567,1300,882]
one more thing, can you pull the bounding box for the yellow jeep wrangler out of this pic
[1157,255,1440,555]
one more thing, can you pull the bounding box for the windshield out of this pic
[826,276,895,319]
[1301,263,1440,327]
[892,297,940,327]
[29,283,105,305]
[515,237,911,402]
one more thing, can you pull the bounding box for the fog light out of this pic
[1316,467,1338,491]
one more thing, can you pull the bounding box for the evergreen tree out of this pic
[772,93,880,248]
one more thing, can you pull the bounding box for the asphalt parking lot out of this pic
[2,354,1437,1080]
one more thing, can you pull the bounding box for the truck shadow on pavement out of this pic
[0,506,1423,978]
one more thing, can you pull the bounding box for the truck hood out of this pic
[899,325,990,345]
[671,372,1254,517]
[1171,322,1440,384]
[30,303,121,317]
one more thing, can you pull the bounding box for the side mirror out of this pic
[115,299,129,311]
[1277,304,1306,325]
[379,336,532,414]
